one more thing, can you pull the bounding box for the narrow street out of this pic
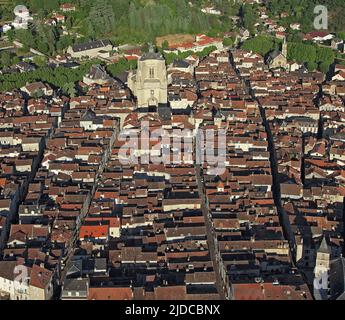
[257,103,297,258]
[195,163,227,300]
[56,123,119,298]
[228,53,297,261]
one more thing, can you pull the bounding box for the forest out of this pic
[0,0,344,91]
[0,59,95,93]
[266,0,345,34]
[0,0,239,52]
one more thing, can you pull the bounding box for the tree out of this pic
[14,29,35,49]
[306,61,317,71]
[196,46,217,59]
[337,32,345,40]
[223,37,234,47]
[6,30,15,42]
[106,58,137,77]
[0,59,97,92]
[62,82,76,97]
[32,89,44,98]
[241,4,256,34]
[11,56,20,65]
[56,36,73,52]
[128,2,137,31]
[0,51,12,67]
[36,41,49,55]
[287,42,317,64]
[162,40,169,50]
[66,16,73,29]
[316,47,334,66]
[33,56,48,67]
[319,61,330,74]
[242,36,276,56]
[88,0,115,37]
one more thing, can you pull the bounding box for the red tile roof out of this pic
[88,287,132,300]
[79,225,109,239]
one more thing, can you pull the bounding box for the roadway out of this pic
[195,162,227,300]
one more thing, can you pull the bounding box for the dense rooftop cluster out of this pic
[0,80,127,299]
[195,50,312,300]
[0,45,344,300]
[232,49,345,298]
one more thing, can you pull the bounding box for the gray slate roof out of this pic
[140,51,164,61]
[172,60,190,68]
[318,236,331,254]
[62,278,89,294]
[72,40,111,53]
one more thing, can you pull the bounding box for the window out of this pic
[149,67,154,78]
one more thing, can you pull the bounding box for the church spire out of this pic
[148,43,155,53]
[318,236,331,254]
[282,37,287,58]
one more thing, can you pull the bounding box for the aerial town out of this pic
[0,0,344,301]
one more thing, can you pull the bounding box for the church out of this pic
[128,47,168,110]
[266,38,288,70]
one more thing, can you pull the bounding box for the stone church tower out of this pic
[266,37,288,70]
[314,236,331,277]
[128,47,168,108]
[313,236,331,300]
[282,37,287,58]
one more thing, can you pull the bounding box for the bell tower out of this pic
[313,236,331,300]
[314,236,331,277]
[128,46,168,108]
[282,37,288,58]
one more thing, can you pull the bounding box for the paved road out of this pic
[57,124,119,298]
[195,163,227,300]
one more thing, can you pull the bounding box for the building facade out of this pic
[267,38,288,70]
[128,49,168,108]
